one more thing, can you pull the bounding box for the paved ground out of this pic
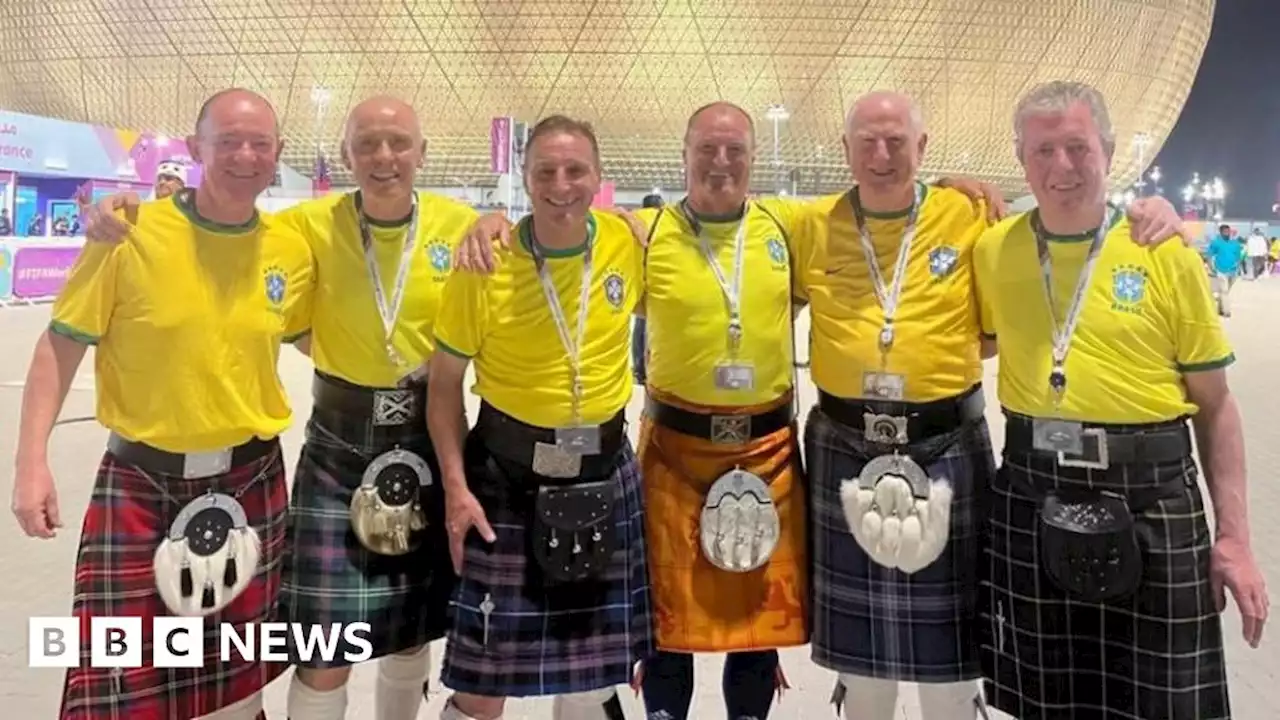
[3,277,1279,719]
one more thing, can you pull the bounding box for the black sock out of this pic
[641,651,695,720]
[722,649,780,719]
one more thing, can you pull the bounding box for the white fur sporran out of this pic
[839,454,952,574]
[699,468,780,573]
[350,447,433,556]
[154,493,261,617]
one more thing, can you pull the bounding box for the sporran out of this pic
[532,479,619,583]
[349,447,434,556]
[698,467,780,573]
[154,492,261,616]
[1038,490,1143,603]
[839,454,952,574]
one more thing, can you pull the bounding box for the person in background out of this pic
[0,207,12,235]
[631,192,664,384]
[1205,223,1245,316]
[1246,226,1268,279]
[153,160,187,200]
[1269,236,1279,275]
[26,212,43,236]
[975,80,1266,720]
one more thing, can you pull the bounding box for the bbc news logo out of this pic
[29,617,373,668]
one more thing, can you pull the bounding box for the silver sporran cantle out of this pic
[349,447,434,555]
[838,454,953,574]
[154,493,262,617]
[699,468,780,573]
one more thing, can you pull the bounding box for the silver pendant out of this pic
[728,321,743,350]
[878,325,894,352]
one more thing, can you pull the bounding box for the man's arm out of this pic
[1184,370,1248,541]
[16,332,88,475]
[426,352,471,492]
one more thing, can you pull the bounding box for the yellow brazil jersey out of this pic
[277,191,478,388]
[792,183,987,402]
[434,210,643,428]
[50,190,314,453]
[974,211,1234,423]
[638,199,806,407]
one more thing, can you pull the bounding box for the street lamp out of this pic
[764,103,790,192]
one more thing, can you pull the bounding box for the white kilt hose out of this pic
[807,386,993,682]
[979,410,1230,720]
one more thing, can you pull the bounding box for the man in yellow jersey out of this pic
[76,95,479,720]
[790,91,1188,720]
[273,96,475,720]
[427,115,650,720]
[10,88,312,720]
[974,81,1267,720]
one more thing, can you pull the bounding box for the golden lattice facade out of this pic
[0,0,1214,195]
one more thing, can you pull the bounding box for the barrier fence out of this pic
[0,237,86,305]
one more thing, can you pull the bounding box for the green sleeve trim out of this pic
[284,330,311,344]
[49,320,99,346]
[1178,353,1236,373]
[435,337,474,359]
[981,332,996,340]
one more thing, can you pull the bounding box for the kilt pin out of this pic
[807,402,994,682]
[59,444,288,720]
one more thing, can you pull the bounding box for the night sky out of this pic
[1152,0,1279,218]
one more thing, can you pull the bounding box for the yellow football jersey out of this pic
[50,190,314,453]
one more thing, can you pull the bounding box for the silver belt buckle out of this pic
[373,389,416,427]
[710,414,751,444]
[1056,428,1110,470]
[183,450,233,479]
[863,412,908,445]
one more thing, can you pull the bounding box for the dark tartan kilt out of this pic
[806,405,995,682]
[280,408,455,668]
[440,428,655,697]
[60,443,288,720]
[979,444,1231,720]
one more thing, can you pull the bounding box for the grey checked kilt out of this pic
[979,416,1230,720]
[440,427,655,697]
[279,405,455,668]
[806,404,995,682]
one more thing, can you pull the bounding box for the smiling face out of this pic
[522,121,601,226]
[1018,99,1112,215]
[341,97,424,204]
[683,103,754,214]
[843,93,927,195]
[185,91,281,205]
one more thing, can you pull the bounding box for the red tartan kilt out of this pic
[60,443,290,720]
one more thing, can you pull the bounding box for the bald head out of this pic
[845,91,924,138]
[685,102,756,145]
[195,88,278,137]
[342,94,425,206]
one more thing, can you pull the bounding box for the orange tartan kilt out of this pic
[639,391,810,653]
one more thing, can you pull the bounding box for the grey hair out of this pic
[1013,81,1115,158]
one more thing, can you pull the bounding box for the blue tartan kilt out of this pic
[279,408,456,668]
[440,428,655,698]
[806,405,995,682]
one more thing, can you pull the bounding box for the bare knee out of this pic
[450,693,506,719]
[295,665,353,692]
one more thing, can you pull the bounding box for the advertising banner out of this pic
[0,245,12,300]
[490,117,511,174]
[12,244,81,299]
[592,182,615,208]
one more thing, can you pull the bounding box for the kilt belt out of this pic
[312,370,425,427]
[817,384,985,456]
[476,402,626,480]
[1003,411,1192,469]
[645,394,794,444]
[107,434,277,480]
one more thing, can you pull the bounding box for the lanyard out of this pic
[1032,206,1115,404]
[850,183,924,354]
[528,215,597,423]
[356,192,421,366]
[682,199,749,355]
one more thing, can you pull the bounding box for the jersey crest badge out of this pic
[929,246,959,278]
[766,237,788,268]
[427,240,452,273]
[603,271,625,310]
[1111,266,1147,311]
[263,266,287,306]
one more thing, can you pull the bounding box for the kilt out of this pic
[279,407,454,667]
[60,443,288,720]
[806,405,994,682]
[979,422,1230,720]
[440,427,655,697]
[639,393,809,653]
